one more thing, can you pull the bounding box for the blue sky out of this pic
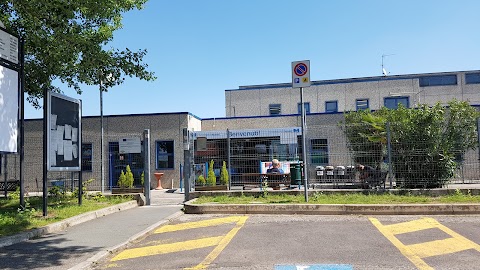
[24,0,480,119]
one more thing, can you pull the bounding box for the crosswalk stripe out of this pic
[111,236,224,261]
[155,216,248,234]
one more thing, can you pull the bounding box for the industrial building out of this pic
[2,70,480,191]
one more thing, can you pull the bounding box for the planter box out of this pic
[195,185,228,191]
[112,187,144,194]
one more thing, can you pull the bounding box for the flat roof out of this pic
[227,70,480,91]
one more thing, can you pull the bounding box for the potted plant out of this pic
[195,160,227,191]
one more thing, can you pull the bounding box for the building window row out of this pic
[465,72,480,84]
[297,102,311,114]
[419,75,457,87]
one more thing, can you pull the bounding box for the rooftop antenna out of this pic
[381,54,395,76]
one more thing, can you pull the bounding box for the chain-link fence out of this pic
[192,123,480,190]
[2,121,479,195]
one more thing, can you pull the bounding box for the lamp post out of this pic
[99,72,104,193]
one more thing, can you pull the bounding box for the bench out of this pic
[0,180,20,192]
[233,173,291,190]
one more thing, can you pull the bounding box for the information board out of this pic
[0,27,19,65]
[47,92,82,171]
[0,65,18,153]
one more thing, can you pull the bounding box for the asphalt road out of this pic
[92,214,480,270]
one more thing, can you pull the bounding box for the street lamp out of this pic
[99,71,113,193]
[99,72,104,193]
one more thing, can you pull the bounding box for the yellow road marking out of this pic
[155,216,247,234]
[381,218,438,235]
[370,217,480,270]
[186,216,249,269]
[370,218,433,270]
[111,236,224,261]
[409,237,478,258]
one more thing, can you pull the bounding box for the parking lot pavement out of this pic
[92,214,480,270]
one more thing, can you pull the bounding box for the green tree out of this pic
[220,161,229,185]
[118,170,127,188]
[0,1,155,108]
[125,165,134,188]
[343,100,479,188]
[206,160,216,186]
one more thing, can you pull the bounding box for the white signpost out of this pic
[0,28,19,65]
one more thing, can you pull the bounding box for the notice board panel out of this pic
[0,65,18,153]
[47,92,81,171]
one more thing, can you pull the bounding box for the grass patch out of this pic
[193,192,480,205]
[0,195,134,237]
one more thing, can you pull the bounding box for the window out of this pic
[465,73,480,84]
[297,102,310,114]
[156,141,174,169]
[325,101,338,113]
[310,139,328,164]
[269,104,281,115]
[356,99,369,111]
[81,143,93,171]
[384,97,409,109]
[419,75,457,87]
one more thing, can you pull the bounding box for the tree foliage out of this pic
[220,161,229,185]
[343,100,480,188]
[0,1,156,107]
[125,165,134,188]
[206,160,216,186]
[117,170,127,188]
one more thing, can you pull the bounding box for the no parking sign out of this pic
[292,60,311,88]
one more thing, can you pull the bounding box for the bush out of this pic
[220,161,229,185]
[125,165,134,188]
[118,170,127,188]
[343,100,480,188]
[206,160,216,186]
[197,174,206,186]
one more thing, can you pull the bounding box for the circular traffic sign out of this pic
[294,63,308,76]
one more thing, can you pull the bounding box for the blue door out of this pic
[108,142,144,188]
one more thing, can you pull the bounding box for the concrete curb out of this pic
[184,200,480,215]
[0,200,138,248]
[70,210,184,270]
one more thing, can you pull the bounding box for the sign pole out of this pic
[292,60,311,202]
[300,87,308,202]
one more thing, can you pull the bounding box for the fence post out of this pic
[143,129,151,206]
[227,128,231,190]
[183,128,191,202]
[387,122,393,189]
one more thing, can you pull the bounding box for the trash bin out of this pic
[325,165,335,182]
[290,163,301,186]
[346,165,356,181]
[315,166,325,181]
[335,166,345,181]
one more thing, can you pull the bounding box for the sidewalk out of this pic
[0,189,185,270]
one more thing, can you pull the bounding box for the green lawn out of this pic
[193,191,480,205]
[0,194,134,237]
